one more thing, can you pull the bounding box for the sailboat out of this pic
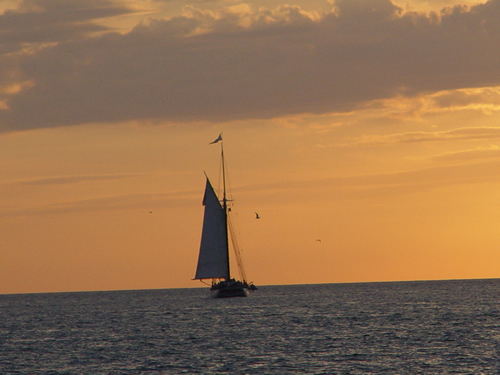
[194,134,257,298]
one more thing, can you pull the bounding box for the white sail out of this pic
[194,178,229,280]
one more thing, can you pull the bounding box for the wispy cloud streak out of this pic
[12,174,139,186]
[353,127,500,145]
[0,189,199,217]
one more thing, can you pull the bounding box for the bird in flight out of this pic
[255,212,260,219]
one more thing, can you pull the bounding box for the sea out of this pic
[1,279,500,374]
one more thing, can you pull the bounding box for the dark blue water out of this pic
[2,280,500,374]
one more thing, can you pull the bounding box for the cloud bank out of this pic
[1,0,499,131]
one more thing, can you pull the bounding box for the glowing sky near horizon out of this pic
[1,0,500,294]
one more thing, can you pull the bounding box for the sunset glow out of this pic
[1,0,500,294]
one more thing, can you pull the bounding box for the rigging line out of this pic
[222,145,247,281]
[228,214,247,282]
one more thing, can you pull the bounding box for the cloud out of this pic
[343,160,500,194]
[3,159,500,216]
[11,174,138,186]
[239,158,500,203]
[356,86,500,122]
[0,0,138,53]
[431,146,500,162]
[0,189,199,217]
[0,0,500,131]
[353,127,500,145]
[0,172,200,216]
[431,87,500,114]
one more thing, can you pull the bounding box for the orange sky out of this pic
[1,0,500,294]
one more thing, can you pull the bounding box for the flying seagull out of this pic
[255,212,260,219]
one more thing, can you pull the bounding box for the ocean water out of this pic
[1,279,500,374]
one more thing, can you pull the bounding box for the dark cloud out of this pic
[0,0,137,52]
[1,0,500,131]
[431,88,500,110]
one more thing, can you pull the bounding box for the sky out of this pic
[1,0,500,294]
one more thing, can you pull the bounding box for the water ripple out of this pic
[2,280,500,373]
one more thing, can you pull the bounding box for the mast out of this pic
[220,140,231,281]
[196,133,252,289]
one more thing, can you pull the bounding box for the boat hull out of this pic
[210,279,249,298]
[212,286,248,298]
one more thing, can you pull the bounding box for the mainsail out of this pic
[194,178,229,280]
